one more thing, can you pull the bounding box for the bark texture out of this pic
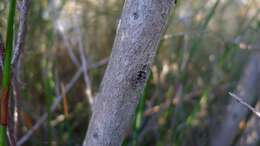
[236,76,260,146]
[83,0,175,145]
[237,102,260,146]
[211,54,260,146]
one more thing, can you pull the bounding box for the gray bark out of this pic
[236,102,260,146]
[211,54,260,146]
[83,0,175,146]
[236,76,260,146]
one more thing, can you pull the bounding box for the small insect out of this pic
[131,64,149,88]
[174,0,177,5]
[136,70,147,82]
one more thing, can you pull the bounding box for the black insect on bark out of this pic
[131,64,149,89]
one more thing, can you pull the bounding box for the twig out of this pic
[17,65,80,146]
[17,113,47,146]
[73,8,94,105]
[229,92,260,118]
[11,77,21,143]
[60,32,81,67]
[50,0,80,67]
[12,0,30,66]
[89,57,109,68]
[16,59,108,146]
[53,0,94,105]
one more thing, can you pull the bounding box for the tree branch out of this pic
[12,0,30,66]
[83,0,175,145]
[211,54,260,146]
[229,92,260,118]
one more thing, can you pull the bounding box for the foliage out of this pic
[0,0,259,145]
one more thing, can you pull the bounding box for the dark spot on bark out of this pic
[136,70,146,82]
[131,64,149,88]
[93,132,99,139]
[133,12,139,20]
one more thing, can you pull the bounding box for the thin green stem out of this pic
[0,125,7,146]
[0,0,16,145]
[3,0,16,88]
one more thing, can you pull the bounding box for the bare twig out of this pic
[17,113,47,146]
[4,1,30,145]
[53,0,94,105]
[73,8,94,105]
[5,76,23,146]
[89,57,109,68]
[17,79,72,146]
[64,57,109,92]
[211,54,260,146]
[60,32,81,67]
[229,92,260,118]
[12,0,30,66]
[49,0,80,67]
[17,58,108,146]
[7,127,16,146]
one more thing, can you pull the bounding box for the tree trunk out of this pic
[211,54,260,146]
[236,102,260,146]
[83,0,175,145]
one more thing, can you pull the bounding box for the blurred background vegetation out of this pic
[0,0,259,145]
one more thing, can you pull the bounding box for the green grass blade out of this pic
[3,0,16,88]
[0,0,16,145]
[132,74,151,146]
[201,0,220,31]
[0,125,7,146]
[189,0,220,62]
[122,72,151,146]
